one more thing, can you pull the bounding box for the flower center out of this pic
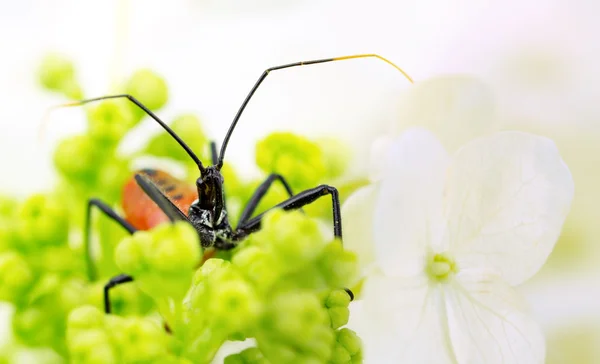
[426,252,457,282]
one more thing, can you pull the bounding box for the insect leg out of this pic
[237,184,342,238]
[86,199,137,281]
[237,173,296,226]
[104,273,134,314]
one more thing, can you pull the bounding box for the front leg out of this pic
[238,173,296,227]
[236,184,342,239]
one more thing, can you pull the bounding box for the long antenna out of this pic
[216,54,414,169]
[45,94,206,173]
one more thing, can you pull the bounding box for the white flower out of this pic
[343,129,574,363]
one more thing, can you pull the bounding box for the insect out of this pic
[56,54,413,314]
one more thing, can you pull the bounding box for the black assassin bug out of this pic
[55,54,413,314]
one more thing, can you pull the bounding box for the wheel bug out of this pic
[53,54,413,314]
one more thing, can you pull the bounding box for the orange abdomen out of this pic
[122,169,197,231]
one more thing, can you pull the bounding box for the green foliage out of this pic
[0,53,366,363]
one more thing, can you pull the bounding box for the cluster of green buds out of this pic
[253,132,367,219]
[0,53,364,363]
[94,210,362,363]
[67,305,183,363]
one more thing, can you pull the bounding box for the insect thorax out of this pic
[188,202,234,249]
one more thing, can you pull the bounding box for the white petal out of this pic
[358,274,457,364]
[445,270,545,364]
[374,128,450,276]
[368,135,395,182]
[394,76,496,152]
[445,132,574,285]
[341,184,379,272]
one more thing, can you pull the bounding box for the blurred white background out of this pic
[1,0,599,361]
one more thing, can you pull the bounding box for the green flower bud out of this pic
[232,246,281,291]
[149,222,201,273]
[328,307,349,330]
[68,329,117,364]
[0,252,34,302]
[114,231,151,275]
[324,290,352,330]
[97,157,130,188]
[317,241,358,289]
[316,137,351,180]
[325,289,351,308]
[208,278,261,331]
[17,194,69,249]
[330,343,352,363]
[256,210,325,272]
[68,306,174,363]
[87,100,136,145]
[193,258,230,284]
[38,53,82,99]
[59,278,89,312]
[256,132,326,190]
[336,328,361,357]
[67,306,105,332]
[115,222,201,300]
[114,319,169,362]
[144,114,208,163]
[53,134,103,182]
[224,347,266,364]
[125,69,168,121]
[259,292,334,362]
